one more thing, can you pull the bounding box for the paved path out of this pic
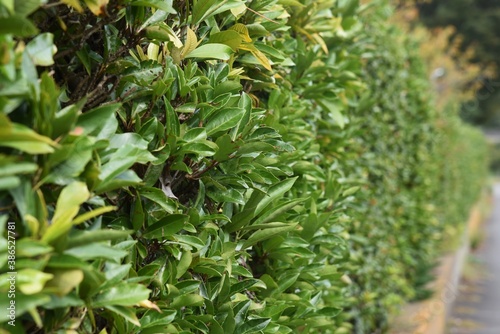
[447,183,500,333]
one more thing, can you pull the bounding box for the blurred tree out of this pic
[393,0,500,126]
[416,0,500,71]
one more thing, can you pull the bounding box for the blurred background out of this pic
[392,0,500,173]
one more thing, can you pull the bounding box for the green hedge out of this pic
[0,0,488,333]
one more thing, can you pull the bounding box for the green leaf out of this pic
[192,0,220,24]
[44,293,85,309]
[0,15,38,36]
[252,198,306,225]
[205,107,246,135]
[43,135,94,184]
[64,243,128,261]
[0,162,37,177]
[214,134,239,162]
[138,9,171,31]
[0,293,50,323]
[242,223,298,249]
[317,99,345,129]
[52,100,85,138]
[277,0,305,7]
[98,148,140,184]
[165,100,180,136]
[236,318,271,334]
[139,187,176,213]
[46,254,89,269]
[76,103,120,138]
[170,294,204,308]
[71,206,117,225]
[183,127,207,142]
[179,141,218,157]
[175,251,192,279]
[0,114,57,154]
[0,176,20,190]
[143,214,188,239]
[207,187,245,205]
[14,0,41,16]
[255,177,298,216]
[67,229,130,248]
[95,170,143,193]
[131,0,176,13]
[93,282,151,307]
[175,235,205,250]
[104,305,141,327]
[185,44,234,60]
[16,239,53,257]
[140,309,177,328]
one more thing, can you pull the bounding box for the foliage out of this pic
[0,0,489,333]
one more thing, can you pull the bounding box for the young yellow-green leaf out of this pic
[239,42,272,71]
[42,182,90,244]
[231,3,247,16]
[26,33,57,66]
[72,206,117,225]
[229,23,252,42]
[15,269,53,295]
[83,0,109,16]
[185,43,234,60]
[208,30,243,51]
[61,0,83,12]
[181,27,198,59]
[44,269,84,296]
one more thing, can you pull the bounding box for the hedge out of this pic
[0,0,489,333]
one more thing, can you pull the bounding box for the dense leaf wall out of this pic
[0,0,489,333]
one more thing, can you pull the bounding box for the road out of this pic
[447,183,500,333]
